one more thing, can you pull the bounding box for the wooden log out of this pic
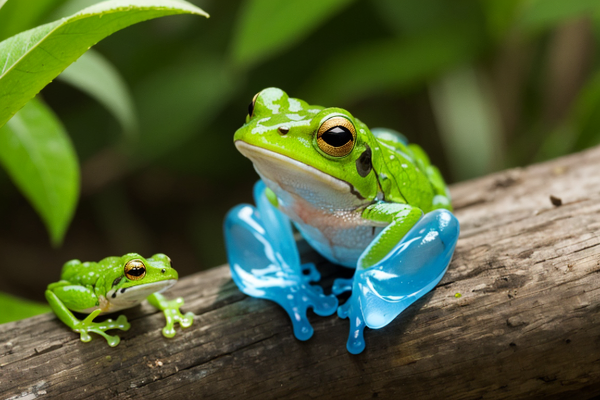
[2,145,600,399]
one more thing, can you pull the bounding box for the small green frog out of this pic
[45,253,193,347]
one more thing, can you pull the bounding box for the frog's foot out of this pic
[337,296,366,354]
[339,209,460,354]
[159,297,194,338]
[332,278,354,296]
[73,309,130,347]
[301,263,321,283]
[224,181,338,341]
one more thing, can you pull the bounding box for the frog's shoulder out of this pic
[371,128,426,168]
[370,128,451,211]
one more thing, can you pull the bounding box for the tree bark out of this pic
[2,146,600,400]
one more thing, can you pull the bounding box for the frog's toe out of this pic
[97,314,130,331]
[180,312,194,328]
[332,278,353,295]
[77,330,93,343]
[105,334,121,347]
[162,325,176,338]
[115,314,131,331]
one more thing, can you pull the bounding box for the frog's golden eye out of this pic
[124,259,146,281]
[316,116,356,157]
[248,92,260,118]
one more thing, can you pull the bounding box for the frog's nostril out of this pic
[278,126,289,135]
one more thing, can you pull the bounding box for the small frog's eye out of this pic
[316,116,356,157]
[124,259,146,281]
[248,92,260,118]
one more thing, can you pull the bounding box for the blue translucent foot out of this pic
[224,181,338,341]
[332,278,353,296]
[339,209,460,354]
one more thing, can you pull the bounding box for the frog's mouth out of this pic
[235,141,365,202]
[103,279,177,313]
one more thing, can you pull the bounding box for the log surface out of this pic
[2,146,600,400]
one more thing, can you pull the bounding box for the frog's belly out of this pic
[294,220,384,268]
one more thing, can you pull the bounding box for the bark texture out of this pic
[1,146,600,400]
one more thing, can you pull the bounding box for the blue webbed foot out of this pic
[339,209,460,354]
[224,181,338,341]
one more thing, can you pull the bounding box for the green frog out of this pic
[234,87,452,270]
[45,253,193,347]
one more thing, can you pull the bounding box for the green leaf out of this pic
[231,0,355,69]
[48,0,107,20]
[0,0,209,130]
[301,22,485,105]
[0,0,7,11]
[0,291,50,324]
[0,98,79,245]
[518,0,600,34]
[0,0,68,41]
[59,49,138,136]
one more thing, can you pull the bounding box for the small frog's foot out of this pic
[160,297,195,338]
[332,278,354,296]
[224,181,337,341]
[74,310,130,347]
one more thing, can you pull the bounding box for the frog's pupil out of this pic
[127,266,145,277]
[322,126,353,147]
[248,101,254,117]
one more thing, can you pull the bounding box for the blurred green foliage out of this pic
[0,292,50,324]
[1,0,600,322]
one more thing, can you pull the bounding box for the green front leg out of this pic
[360,202,424,269]
[147,293,194,338]
[45,290,130,347]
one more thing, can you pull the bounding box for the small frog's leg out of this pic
[45,288,130,347]
[360,202,423,269]
[146,293,194,338]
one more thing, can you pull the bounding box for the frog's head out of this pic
[106,253,178,306]
[234,88,379,208]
